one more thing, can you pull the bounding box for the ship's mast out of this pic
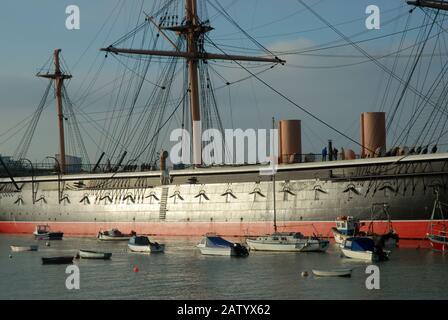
[407,0,448,11]
[272,117,277,233]
[37,49,72,174]
[186,0,201,166]
[101,0,285,166]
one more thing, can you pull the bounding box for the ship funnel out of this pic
[360,112,386,158]
[279,120,302,164]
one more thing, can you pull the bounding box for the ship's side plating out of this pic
[0,153,447,239]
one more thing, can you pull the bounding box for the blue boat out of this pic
[197,234,249,256]
[341,237,389,262]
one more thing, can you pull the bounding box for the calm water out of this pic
[1,234,447,300]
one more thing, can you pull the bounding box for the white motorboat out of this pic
[246,232,329,252]
[97,228,135,241]
[197,235,249,256]
[340,237,389,262]
[10,245,38,252]
[312,268,352,277]
[128,236,165,253]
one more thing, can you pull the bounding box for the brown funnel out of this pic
[279,120,302,164]
[360,112,386,158]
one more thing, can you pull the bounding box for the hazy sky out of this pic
[0,0,444,163]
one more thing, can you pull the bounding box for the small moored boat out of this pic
[76,250,112,260]
[128,236,165,253]
[333,211,399,249]
[33,225,64,240]
[428,233,448,251]
[197,234,249,256]
[10,245,38,252]
[332,216,362,244]
[42,256,74,265]
[246,173,329,253]
[427,193,448,251]
[366,204,399,249]
[97,228,135,241]
[312,268,352,277]
[340,237,389,262]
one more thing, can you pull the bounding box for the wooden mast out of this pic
[101,0,285,166]
[272,117,277,233]
[37,49,72,174]
[186,0,201,166]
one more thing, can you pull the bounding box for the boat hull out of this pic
[197,245,233,256]
[1,154,448,239]
[42,257,74,265]
[10,245,38,252]
[0,220,441,239]
[128,243,165,253]
[78,250,112,259]
[312,269,352,277]
[341,248,377,262]
[300,240,329,252]
[33,232,64,240]
[429,241,448,251]
[246,238,328,252]
[97,234,131,241]
[428,235,448,251]
[246,239,303,252]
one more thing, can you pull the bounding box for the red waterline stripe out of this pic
[0,220,444,239]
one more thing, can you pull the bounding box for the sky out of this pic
[0,0,445,164]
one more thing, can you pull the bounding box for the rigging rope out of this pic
[13,81,53,160]
[205,33,369,152]
[386,9,439,132]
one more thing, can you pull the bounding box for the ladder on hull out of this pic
[159,187,169,220]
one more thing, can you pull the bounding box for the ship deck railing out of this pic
[0,152,447,182]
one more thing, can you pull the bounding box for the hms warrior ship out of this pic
[1,0,448,239]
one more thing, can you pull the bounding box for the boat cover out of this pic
[129,236,150,245]
[205,236,233,248]
[346,237,374,251]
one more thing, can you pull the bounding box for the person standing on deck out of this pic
[322,147,327,161]
[333,147,338,160]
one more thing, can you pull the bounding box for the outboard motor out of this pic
[374,245,389,261]
[233,243,249,257]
